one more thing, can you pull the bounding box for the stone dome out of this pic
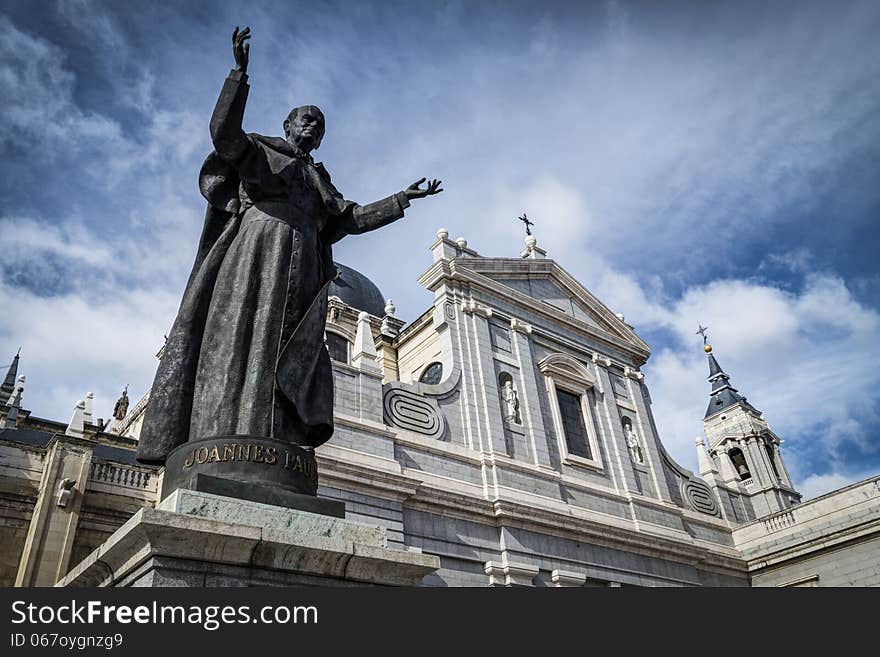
[329,262,386,317]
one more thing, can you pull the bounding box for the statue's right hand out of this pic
[232,26,251,73]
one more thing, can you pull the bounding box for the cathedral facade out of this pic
[2,230,878,587]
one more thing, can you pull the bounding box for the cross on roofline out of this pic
[696,324,709,344]
[518,213,534,236]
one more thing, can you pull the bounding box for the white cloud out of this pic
[1,2,878,499]
[0,280,177,422]
[0,17,126,151]
[798,471,876,501]
[638,272,880,491]
[2,217,118,268]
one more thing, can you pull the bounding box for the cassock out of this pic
[136,69,410,464]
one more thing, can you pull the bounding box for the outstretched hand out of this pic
[232,26,251,73]
[405,177,443,201]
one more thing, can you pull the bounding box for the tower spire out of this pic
[701,335,757,419]
[696,327,801,518]
[1,349,20,401]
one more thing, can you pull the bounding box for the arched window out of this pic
[538,353,603,470]
[728,448,751,481]
[419,362,443,385]
[326,332,350,364]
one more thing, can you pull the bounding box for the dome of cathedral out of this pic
[329,262,386,317]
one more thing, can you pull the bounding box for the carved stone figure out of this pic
[502,379,521,424]
[624,420,643,464]
[6,375,24,407]
[56,478,76,509]
[112,387,129,421]
[135,27,441,500]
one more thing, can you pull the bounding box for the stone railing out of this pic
[89,460,153,490]
[732,475,880,551]
[762,510,796,532]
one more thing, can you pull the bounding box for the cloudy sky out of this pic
[1,0,878,499]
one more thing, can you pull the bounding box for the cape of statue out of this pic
[136,30,442,467]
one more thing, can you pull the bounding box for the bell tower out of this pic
[698,331,801,519]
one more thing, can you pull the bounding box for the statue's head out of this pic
[284,105,325,153]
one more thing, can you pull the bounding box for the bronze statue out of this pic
[136,27,441,501]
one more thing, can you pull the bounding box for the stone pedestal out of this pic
[162,436,320,500]
[56,489,439,587]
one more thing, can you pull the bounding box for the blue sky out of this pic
[1,0,878,499]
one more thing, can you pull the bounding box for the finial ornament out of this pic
[696,324,712,353]
[518,213,534,236]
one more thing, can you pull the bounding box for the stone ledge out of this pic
[56,489,439,587]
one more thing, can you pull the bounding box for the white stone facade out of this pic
[1,232,878,586]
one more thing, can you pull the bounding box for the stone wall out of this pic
[733,476,880,586]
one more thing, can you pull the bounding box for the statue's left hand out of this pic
[405,177,443,200]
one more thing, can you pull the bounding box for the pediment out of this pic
[498,277,605,328]
[454,258,650,358]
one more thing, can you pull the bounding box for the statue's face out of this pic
[284,106,325,153]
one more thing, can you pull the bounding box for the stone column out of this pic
[715,443,741,484]
[743,436,772,489]
[773,442,796,491]
[16,435,93,587]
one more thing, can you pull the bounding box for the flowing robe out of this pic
[136,69,409,464]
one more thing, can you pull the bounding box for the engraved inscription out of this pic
[181,441,315,482]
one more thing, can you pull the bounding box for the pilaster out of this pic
[509,320,552,468]
[465,306,508,455]
[16,435,93,587]
[592,360,637,494]
[625,373,674,503]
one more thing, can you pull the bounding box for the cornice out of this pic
[318,443,747,574]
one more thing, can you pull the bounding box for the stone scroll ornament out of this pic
[135,26,442,502]
[383,389,447,439]
[681,480,720,517]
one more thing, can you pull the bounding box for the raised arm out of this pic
[346,178,443,233]
[323,178,443,243]
[209,27,253,163]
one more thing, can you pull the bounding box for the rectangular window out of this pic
[556,389,592,460]
[326,333,349,363]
